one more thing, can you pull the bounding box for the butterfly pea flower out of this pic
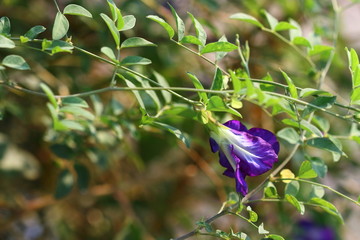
[209,120,279,196]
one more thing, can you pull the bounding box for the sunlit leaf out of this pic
[200,42,237,54]
[24,25,46,40]
[120,37,156,48]
[285,194,305,215]
[153,71,172,104]
[0,35,15,48]
[101,46,116,61]
[146,15,174,39]
[121,15,136,31]
[274,21,297,32]
[187,72,208,102]
[309,45,333,56]
[52,12,69,40]
[169,4,185,41]
[2,55,30,70]
[41,83,58,108]
[298,160,318,178]
[180,35,203,45]
[309,198,343,222]
[281,70,298,99]
[292,36,312,48]
[64,4,92,18]
[121,56,152,66]
[188,12,207,50]
[258,223,269,234]
[277,127,300,144]
[230,13,264,28]
[100,13,120,47]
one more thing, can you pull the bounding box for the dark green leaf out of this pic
[42,39,74,55]
[146,15,174,39]
[52,12,69,40]
[0,17,11,37]
[298,160,318,178]
[169,4,185,41]
[2,55,30,70]
[210,67,223,91]
[60,120,85,131]
[0,35,15,48]
[120,37,156,48]
[54,169,74,199]
[74,164,90,192]
[24,25,46,40]
[200,42,237,54]
[60,106,95,120]
[285,194,305,214]
[277,127,300,144]
[299,88,332,98]
[153,71,172,104]
[309,157,328,178]
[152,122,190,148]
[62,97,88,108]
[207,95,242,117]
[180,35,203,45]
[50,143,75,159]
[230,13,264,28]
[121,15,136,31]
[121,56,151,66]
[100,13,120,47]
[64,4,92,18]
[124,80,145,110]
[306,137,342,155]
[215,35,229,61]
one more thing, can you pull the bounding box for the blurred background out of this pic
[1,0,360,239]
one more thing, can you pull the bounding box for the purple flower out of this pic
[209,120,279,196]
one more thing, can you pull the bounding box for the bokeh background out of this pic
[1,0,360,239]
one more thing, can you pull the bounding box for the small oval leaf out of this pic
[121,37,156,48]
[200,42,237,54]
[52,12,69,40]
[64,4,92,18]
[146,15,174,39]
[2,55,30,70]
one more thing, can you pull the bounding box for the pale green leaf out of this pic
[0,17,11,37]
[263,182,278,198]
[230,13,264,28]
[146,15,174,39]
[274,21,297,32]
[60,106,95,120]
[200,42,237,54]
[261,10,278,30]
[187,72,208,102]
[346,47,359,72]
[309,198,343,222]
[277,127,300,144]
[121,56,151,66]
[121,15,136,31]
[180,35,203,45]
[0,35,15,48]
[52,12,69,40]
[351,87,360,105]
[100,13,120,47]
[289,19,301,41]
[246,206,258,222]
[101,46,116,61]
[285,194,305,215]
[207,95,242,117]
[285,181,299,196]
[120,37,156,48]
[267,235,285,240]
[152,122,190,148]
[153,71,172,104]
[62,97,88,108]
[64,4,92,18]
[188,12,207,50]
[60,119,85,131]
[292,36,312,48]
[309,45,333,56]
[299,119,323,137]
[309,157,327,178]
[125,80,145,110]
[299,88,332,98]
[216,35,229,61]
[210,67,223,91]
[169,4,185,41]
[2,55,30,70]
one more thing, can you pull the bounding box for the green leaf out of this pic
[309,157,328,178]
[188,12,207,50]
[281,70,298,99]
[146,15,174,39]
[299,120,323,137]
[352,65,360,88]
[180,35,203,45]
[274,21,298,31]
[121,56,151,66]
[230,70,241,93]
[62,97,88,108]
[74,164,90,192]
[60,106,95,120]
[152,122,190,148]
[41,39,73,55]
[120,37,156,48]
[266,235,285,240]
[0,35,15,48]
[264,182,278,199]
[216,35,230,61]
[207,95,242,117]
[277,127,300,144]
[60,119,85,131]
[121,15,136,31]
[246,206,258,222]
[101,46,116,61]
[312,115,330,133]
[230,13,264,28]
[210,67,223,92]
[140,79,162,111]
[285,181,300,196]
[258,223,269,234]
[309,198,343,222]
[303,96,336,116]
[124,80,145,110]
[289,19,301,41]
[298,160,318,178]
[292,36,312,48]
[2,55,30,70]
[0,17,11,37]
[100,13,120,48]
[106,0,119,21]
[168,4,185,41]
[351,87,360,105]
[299,88,332,98]
[63,4,92,18]
[346,47,359,73]
[306,137,342,155]
[261,10,278,30]
[200,42,237,54]
[115,9,124,30]
[187,72,208,102]
[52,12,69,40]
[310,185,325,199]
[41,83,58,108]
[50,143,75,160]
[153,71,172,104]
[285,194,305,214]
[309,45,333,56]
[54,169,74,199]
[24,25,46,40]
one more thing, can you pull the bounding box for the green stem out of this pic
[236,35,250,76]
[275,178,360,207]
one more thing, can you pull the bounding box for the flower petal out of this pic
[248,128,280,154]
[235,166,248,196]
[219,150,233,169]
[229,131,278,176]
[223,168,235,178]
[224,120,247,132]
[209,137,219,153]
